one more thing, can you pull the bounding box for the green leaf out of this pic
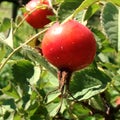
[107,0,120,6]
[2,99,16,110]
[26,101,39,117]
[4,26,13,49]
[58,0,83,21]
[0,33,13,50]
[20,45,57,76]
[92,28,115,53]
[69,68,111,101]
[113,74,120,92]
[72,103,90,118]
[0,44,6,62]
[12,59,34,84]
[2,83,20,99]
[40,70,58,92]
[118,7,120,51]
[29,66,41,85]
[30,105,48,120]
[46,102,61,117]
[47,92,61,103]
[84,3,100,20]
[0,32,5,41]
[101,2,119,51]
[73,0,99,17]
[0,18,11,32]
[13,114,22,120]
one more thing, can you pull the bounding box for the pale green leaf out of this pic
[47,92,61,103]
[4,23,13,48]
[29,66,41,85]
[0,33,13,50]
[40,70,58,93]
[46,102,61,117]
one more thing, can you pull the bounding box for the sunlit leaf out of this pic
[46,102,61,116]
[47,92,61,103]
[29,66,41,85]
[0,33,13,50]
[4,26,13,48]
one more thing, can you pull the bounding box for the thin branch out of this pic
[0,28,48,71]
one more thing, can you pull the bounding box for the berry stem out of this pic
[57,70,72,94]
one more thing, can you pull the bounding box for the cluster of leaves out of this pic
[0,0,120,120]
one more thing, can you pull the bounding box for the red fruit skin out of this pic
[24,0,54,28]
[115,97,120,105]
[41,20,96,72]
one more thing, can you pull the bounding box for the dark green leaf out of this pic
[30,105,48,120]
[101,2,118,51]
[69,68,111,101]
[92,28,115,53]
[3,99,16,110]
[12,59,34,84]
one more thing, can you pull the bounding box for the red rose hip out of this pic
[24,0,54,28]
[41,20,96,72]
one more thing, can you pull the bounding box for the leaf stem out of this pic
[0,28,48,71]
[62,0,99,24]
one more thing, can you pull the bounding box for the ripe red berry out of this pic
[41,20,96,72]
[24,0,54,28]
[115,97,120,106]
